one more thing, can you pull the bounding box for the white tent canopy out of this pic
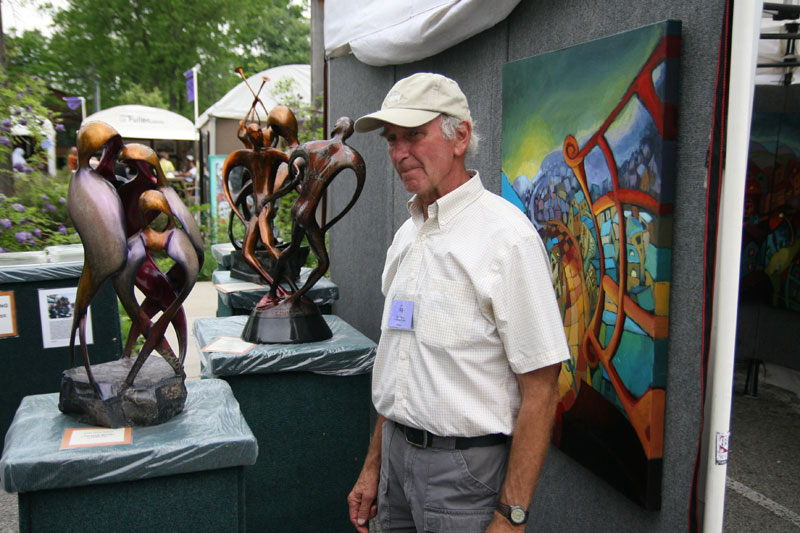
[324,0,521,66]
[197,64,310,128]
[83,105,198,140]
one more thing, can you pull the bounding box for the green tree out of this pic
[118,84,168,109]
[41,0,309,120]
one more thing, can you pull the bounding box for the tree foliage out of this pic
[118,83,168,108]
[7,0,310,120]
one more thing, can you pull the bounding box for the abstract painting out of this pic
[741,111,800,311]
[501,21,681,509]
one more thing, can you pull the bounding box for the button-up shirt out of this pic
[372,172,570,437]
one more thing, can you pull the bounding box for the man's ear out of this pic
[453,120,472,157]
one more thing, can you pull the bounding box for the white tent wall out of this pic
[326,0,731,531]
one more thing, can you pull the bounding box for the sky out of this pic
[2,0,68,36]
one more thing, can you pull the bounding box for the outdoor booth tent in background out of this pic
[196,63,310,158]
[82,104,200,198]
[196,63,309,223]
[10,119,56,176]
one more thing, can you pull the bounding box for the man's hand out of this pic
[347,464,379,533]
[347,415,385,532]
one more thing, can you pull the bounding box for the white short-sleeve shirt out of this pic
[372,172,570,437]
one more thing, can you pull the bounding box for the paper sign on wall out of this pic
[38,287,93,348]
[0,291,18,339]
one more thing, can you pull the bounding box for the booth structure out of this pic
[193,315,375,533]
[0,379,257,532]
[0,259,122,452]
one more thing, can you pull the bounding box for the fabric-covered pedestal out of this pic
[194,315,375,533]
[0,379,258,532]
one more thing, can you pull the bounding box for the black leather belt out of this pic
[395,422,508,450]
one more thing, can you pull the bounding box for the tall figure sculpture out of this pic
[222,67,305,288]
[241,116,366,343]
[60,121,202,428]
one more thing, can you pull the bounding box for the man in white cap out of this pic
[346,72,570,532]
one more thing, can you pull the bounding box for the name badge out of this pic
[388,300,414,330]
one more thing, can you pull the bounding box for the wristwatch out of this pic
[496,502,529,525]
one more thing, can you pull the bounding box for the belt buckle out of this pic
[404,426,428,448]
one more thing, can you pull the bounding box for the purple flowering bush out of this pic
[0,166,78,252]
[1,70,76,252]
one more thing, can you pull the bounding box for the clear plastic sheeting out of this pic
[212,268,339,310]
[211,243,236,269]
[194,315,376,378]
[0,379,258,493]
[0,261,84,284]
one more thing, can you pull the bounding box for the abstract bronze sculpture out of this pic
[222,69,365,344]
[59,121,202,427]
[240,116,366,343]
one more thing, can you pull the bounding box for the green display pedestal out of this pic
[212,269,339,317]
[0,261,121,451]
[1,379,258,532]
[18,467,244,533]
[195,315,375,533]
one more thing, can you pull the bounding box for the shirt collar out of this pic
[407,171,483,227]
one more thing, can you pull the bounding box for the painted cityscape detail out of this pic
[501,21,681,509]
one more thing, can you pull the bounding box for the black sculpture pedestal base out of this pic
[230,247,309,284]
[241,297,333,344]
[59,355,187,428]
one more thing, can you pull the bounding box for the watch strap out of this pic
[496,501,529,525]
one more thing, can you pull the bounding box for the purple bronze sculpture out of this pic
[59,121,202,427]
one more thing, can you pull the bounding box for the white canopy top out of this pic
[197,64,310,128]
[758,5,800,85]
[83,105,198,141]
[324,0,521,66]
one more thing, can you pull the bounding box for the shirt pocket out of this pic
[416,278,485,351]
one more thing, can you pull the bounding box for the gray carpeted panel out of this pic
[327,0,727,530]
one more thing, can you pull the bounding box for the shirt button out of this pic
[409,273,416,280]
[400,351,407,360]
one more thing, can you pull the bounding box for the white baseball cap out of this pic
[354,73,471,133]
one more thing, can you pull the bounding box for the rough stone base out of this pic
[59,356,186,428]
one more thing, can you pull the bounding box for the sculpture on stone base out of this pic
[59,121,202,428]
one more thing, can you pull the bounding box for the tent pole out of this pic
[702,1,761,530]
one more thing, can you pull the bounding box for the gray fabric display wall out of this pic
[327,0,725,530]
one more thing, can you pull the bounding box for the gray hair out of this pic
[440,114,480,156]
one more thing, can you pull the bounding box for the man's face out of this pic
[381,116,461,201]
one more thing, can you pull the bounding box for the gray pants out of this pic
[378,420,509,533]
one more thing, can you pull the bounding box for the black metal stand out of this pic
[241,297,333,344]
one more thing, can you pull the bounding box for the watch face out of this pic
[510,507,527,524]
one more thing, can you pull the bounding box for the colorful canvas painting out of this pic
[501,21,681,510]
[741,112,800,311]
